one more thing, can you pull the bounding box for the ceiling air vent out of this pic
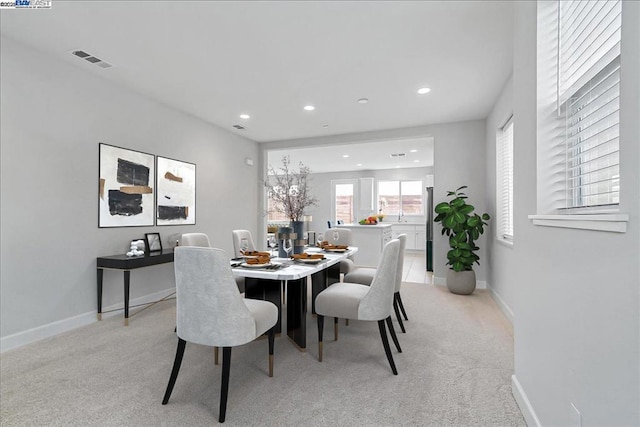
[233,125,246,130]
[71,50,113,69]
[390,153,406,158]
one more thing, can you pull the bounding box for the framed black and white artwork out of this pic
[99,143,155,227]
[156,156,196,225]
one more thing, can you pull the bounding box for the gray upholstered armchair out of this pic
[162,246,278,423]
[315,239,402,374]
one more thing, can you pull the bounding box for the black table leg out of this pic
[327,263,341,286]
[311,269,327,315]
[124,270,130,326]
[286,277,307,350]
[97,268,103,321]
[245,278,282,334]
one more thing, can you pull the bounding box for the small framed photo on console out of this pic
[145,233,163,253]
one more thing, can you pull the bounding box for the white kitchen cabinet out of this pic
[335,223,393,267]
[392,224,426,251]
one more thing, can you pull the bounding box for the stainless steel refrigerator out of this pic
[426,186,433,271]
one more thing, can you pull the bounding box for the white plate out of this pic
[241,262,270,268]
[305,247,323,253]
[324,248,347,253]
[294,258,325,264]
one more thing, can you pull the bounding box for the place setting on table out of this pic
[230,235,352,271]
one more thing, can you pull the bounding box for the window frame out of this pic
[331,179,357,225]
[531,0,628,233]
[496,115,514,244]
[377,179,425,217]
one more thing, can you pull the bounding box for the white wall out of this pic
[485,75,516,321]
[510,2,640,426]
[0,37,260,350]
[261,119,488,284]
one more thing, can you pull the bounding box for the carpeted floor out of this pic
[0,282,525,426]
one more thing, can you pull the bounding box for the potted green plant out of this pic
[434,186,490,295]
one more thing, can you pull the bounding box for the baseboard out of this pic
[434,276,487,289]
[0,287,175,354]
[488,284,514,324]
[512,374,541,427]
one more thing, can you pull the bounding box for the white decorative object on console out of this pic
[126,239,145,257]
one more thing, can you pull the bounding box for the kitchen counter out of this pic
[335,224,392,266]
[338,223,393,228]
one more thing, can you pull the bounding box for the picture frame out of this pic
[145,233,163,253]
[156,156,196,226]
[99,143,155,227]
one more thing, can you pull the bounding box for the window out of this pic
[538,0,621,211]
[532,0,627,232]
[267,186,288,222]
[378,180,423,216]
[496,116,514,241]
[334,182,354,224]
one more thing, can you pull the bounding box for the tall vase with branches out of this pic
[265,156,318,253]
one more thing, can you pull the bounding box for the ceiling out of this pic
[268,136,434,174]
[0,1,514,144]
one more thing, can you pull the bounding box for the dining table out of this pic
[231,247,358,351]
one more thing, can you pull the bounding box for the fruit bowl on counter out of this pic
[358,216,379,225]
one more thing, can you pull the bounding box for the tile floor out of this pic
[403,251,433,284]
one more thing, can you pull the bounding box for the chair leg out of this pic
[396,292,408,321]
[214,346,219,365]
[393,298,406,333]
[268,326,275,377]
[162,338,186,404]
[219,347,232,423]
[334,317,339,341]
[377,320,398,375]
[317,314,324,362]
[386,316,402,353]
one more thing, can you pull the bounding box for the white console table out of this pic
[335,223,393,267]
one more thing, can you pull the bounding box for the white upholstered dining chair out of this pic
[343,233,408,333]
[162,246,278,423]
[231,229,257,257]
[233,229,287,304]
[181,232,245,295]
[322,228,355,275]
[314,239,402,374]
[180,232,211,247]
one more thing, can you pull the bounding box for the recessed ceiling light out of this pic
[410,149,418,153]
[357,98,369,104]
[356,163,363,167]
[304,105,315,111]
[417,87,431,94]
[239,114,250,119]
[414,160,420,163]
[342,154,350,158]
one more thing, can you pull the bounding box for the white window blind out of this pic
[558,0,622,104]
[557,0,621,210]
[565,57,620,208]
[496,117,514,241]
